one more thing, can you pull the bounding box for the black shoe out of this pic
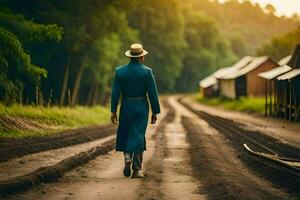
[123,160,132,177]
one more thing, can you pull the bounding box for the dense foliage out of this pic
[257,26,300,61]
[185,0,299,56]
[128,0,187,92]
[176,7,236,92]
[0,7,62,104]
[0,0,298,105]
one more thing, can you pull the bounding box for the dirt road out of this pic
[3,96,299,200]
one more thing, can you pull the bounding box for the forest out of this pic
[0,0,299,106]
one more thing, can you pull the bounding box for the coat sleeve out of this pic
[111,70,121,113]
[146,69,161,114]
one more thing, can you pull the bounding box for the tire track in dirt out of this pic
[137,97,207,200]
[167,96,292,200]
[0,139,115,198]
[182,116,291,200]
[180,96,300,198]
[0,135,115,182]
[3,100,168,200]
[0,125,115,162]
[136,101,175,200]
[161,97,207,200]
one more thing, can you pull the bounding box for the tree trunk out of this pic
[35,86,39,105]
[38,89,44,106]
[91,83,100,106]
[59,54,71,106]
[101,91,110,106]
[86,83,95,106]
[70,54,86,106]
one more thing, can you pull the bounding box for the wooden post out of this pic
[292,84,299,121]
[270,80,273,116]
[281,82,284,117]
[291,81,297,121]
[265,80,268,116]
[274,80,277,116]
[284,81,288,120]
[289,80,292,121]
[277,81,281,117]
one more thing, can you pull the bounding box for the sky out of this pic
[249,0,300,16]
[218,0,300,17]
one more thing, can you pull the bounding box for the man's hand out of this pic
[111,112,118,124]
[151,114,157,124]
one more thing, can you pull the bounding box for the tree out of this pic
[229,33,247,57]
[0,0,138,105]
[68,2,137,106]
[128,0,187,92]
[178,0,298,56]
[257,26,300,61]
[265,4,276,15]
[82,34,121,106]
[176,8,236,92]
[0,7,62,104]
[2,0,295,102]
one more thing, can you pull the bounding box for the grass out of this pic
[193,94,265,114]
[0,104,110,138]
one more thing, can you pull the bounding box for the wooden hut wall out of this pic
[246,59,278,97]
[202,86,215,98]
[219,79,236,99]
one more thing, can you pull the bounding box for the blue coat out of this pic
[111,59,160,152]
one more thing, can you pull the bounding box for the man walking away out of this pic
[111,43,160,178]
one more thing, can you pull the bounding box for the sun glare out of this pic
[217,0,300,17]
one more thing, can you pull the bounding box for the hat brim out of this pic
[125,50,148,58]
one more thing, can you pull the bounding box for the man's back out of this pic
[116,60,152,98]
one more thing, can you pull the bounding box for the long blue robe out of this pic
[111,59,160,152]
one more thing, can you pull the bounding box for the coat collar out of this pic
[129,59,140,64]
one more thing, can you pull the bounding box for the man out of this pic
[111,43,160,178]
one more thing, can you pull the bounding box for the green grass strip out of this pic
[193,94,265,114]
[0,104,110,138]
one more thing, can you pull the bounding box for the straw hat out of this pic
[125,43,148,58]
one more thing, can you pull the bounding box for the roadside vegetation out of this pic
[194,94,265,114]
[0,0,298,138]
[0,0,298,106]
[0,104,110,138]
